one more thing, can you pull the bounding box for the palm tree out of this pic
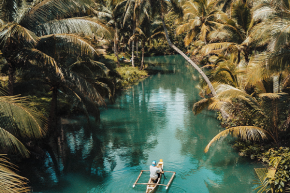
[175,0,228,45]
[0,156,30,192]
[0,0,111,95]
[201,0,253,63]
[122,0,151,67]
[27,34,114,135]
[129,18,165,70]
[158,0,219,97]
[0,90,47,192]
[96,0,128,67]
[192,82,289,152]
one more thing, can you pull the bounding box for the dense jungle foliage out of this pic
[0,0,290,192]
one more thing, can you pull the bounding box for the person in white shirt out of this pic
[150,160,162,183]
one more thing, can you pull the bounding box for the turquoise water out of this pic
[21,55,261,192]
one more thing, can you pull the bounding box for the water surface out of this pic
[21,55,261,192]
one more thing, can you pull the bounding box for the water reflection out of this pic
[20,55,261,192]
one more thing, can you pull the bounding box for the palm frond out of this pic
[170,0,184,19]
[34,17,112,38]
[0,0,25,23]
[19,0,96,29]
[0,95,47,139]
[258,93,282,100]
[0,128,29,157]
[204,126,269,153]
[69,60,109,77]
[0,23,38,48]
[37,34,99,58]
[192,98,214,115]
[201,42,237,55]
[62,69,106,106]
[254,168,272,193]
[17,48,63,79]
[0,156,30,192]
[184,30,196,46]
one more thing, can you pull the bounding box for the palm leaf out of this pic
[17,48,63,79]
[19,0,96,29]
[69,60,109,77]
[204,126,270,153]
[37,34,99,58]
[62,69,106,106]
[0,95,47,139]
[0,156,30,192]
[192,98,214,115]
[254,168,272,193]
[0,127,29,157]
[0,23,38,48]
[34,17,112,38]
[201,42,237,55]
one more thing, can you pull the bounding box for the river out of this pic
[20,55,262,192]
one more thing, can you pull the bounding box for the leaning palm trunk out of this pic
[160,14,232,119]
[114,23,120,67]
[160,14,217,96]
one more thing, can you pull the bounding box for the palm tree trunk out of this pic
[48,84,59,136]
[8,62,15,96]
[160,14,231,120]
[160,14,216,96]
[136,38,139,58]
[140,40,145,70]
[131,22,135,67]
[114,23,120,67]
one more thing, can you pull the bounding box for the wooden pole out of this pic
[133,170,144,188]
[135,183,167,186]
[166,172,176,189]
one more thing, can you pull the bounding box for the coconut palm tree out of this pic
[158,0,218,97]
[95,0,128,67]
[0,0,111,95]
[0,156,30,192]
[192,82,289,152]
[201,0,253,63]
[175,0,228,45]
[129,18,165,70]
[0,89,47,192]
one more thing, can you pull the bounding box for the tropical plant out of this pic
[193,82,290,154]
[201,0,253,63]
[129,18,165,70]
[0,156,30,193]
[0,0,111,95]
[255,147,290,193]
[0,89,47,192]
[175,0,228,46]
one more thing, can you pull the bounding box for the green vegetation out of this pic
[1,0,290,192]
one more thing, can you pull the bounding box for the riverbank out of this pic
[104,53,149,90]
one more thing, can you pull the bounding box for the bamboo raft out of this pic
[132,159,176,192]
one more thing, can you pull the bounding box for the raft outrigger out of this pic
[132,159,176,192]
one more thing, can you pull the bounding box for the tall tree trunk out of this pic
[8,62,15,96]
[160,14,216,96]
[48,84,59,136]
[136,38,139,58]
[131,22,135,67]
[140,40,145,70]
[114,22,120,67]
[160,14,230,119]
